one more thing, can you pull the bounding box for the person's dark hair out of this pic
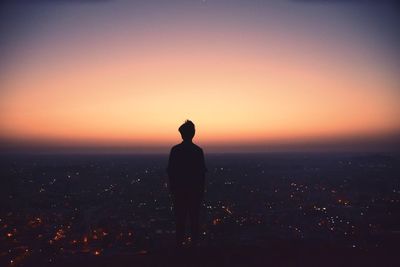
[179,120,195,141]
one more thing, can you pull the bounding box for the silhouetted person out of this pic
[167,120,207,248]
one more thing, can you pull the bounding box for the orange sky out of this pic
[0,1,399,152]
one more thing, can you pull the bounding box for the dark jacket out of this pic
[167,141,207,197]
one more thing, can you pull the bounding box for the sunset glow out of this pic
[1,1,399,152]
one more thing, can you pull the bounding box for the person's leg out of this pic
[188,198,201,246]
[174,196,186,247]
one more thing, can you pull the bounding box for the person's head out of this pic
[179,120,195,142]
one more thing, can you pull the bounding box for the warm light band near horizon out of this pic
[0,1,399,151]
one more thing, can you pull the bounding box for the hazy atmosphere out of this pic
[1,2,400,267]
[1,0,399,152]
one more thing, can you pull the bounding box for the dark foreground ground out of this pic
[17,240,398,267]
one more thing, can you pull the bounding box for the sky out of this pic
[0,0,399,153]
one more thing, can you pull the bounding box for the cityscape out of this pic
[1,1,399,266]
[1,152,399,266]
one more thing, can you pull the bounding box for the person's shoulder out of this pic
[171,144,180,150]
[170,143,183,152]
[192,143,204,153]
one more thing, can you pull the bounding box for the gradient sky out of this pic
[0,0,399,152]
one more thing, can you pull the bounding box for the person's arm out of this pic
[167,148,176,195]
[200,149,207,194]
